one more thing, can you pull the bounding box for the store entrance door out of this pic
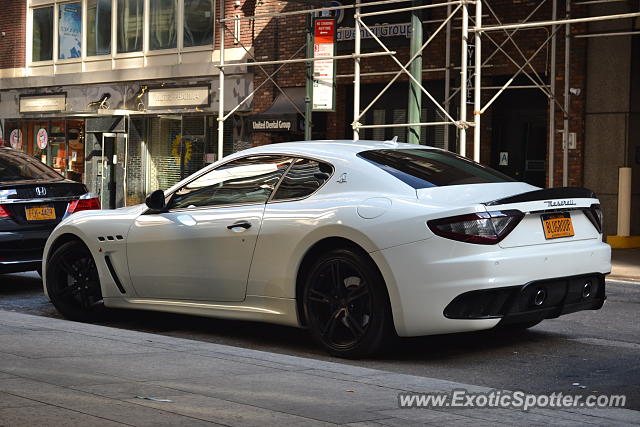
[90,132,126,209]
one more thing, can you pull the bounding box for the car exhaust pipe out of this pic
[533,288,547,306]
[582,281,592,298]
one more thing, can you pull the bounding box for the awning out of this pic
[249,87,306,133]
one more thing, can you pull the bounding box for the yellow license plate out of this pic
[25,206,56,221]
[541,213,574,239]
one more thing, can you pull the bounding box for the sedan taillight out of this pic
[427,210,524,245]
[0,205,10,218]
[67,198,100,214]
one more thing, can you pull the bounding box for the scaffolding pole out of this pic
[353,0,362,141]
[563,0,571,186]
[548,0,557,187]
[459,0,469,157]
[407,0,423,144]
[473,0,482,162]
[444,3,452,150]
[217,0,225,162]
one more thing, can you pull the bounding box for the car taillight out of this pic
[427,210,524,245]
[583,204,603,233]
[0,205,10,218]
[67,198,100,214]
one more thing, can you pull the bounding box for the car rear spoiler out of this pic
[484,187,597,206]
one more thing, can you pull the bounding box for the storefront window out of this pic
[31,121,50,162]
[117,0,144,53]
[58,2,82,59]
[32,7,54,62]
[184,0,214,48]
[4,121,26,152]
[67,120,85,182]
[127,118,148,205]
[87,0,112,56]
[150,0,177,50]
[48,121,67,175]
[148,116,207,191]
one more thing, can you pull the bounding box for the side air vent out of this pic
[98,235,125,242]
[104,255,126,294]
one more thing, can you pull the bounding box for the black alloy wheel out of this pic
[46,241,105,322]
[303,248,393,358]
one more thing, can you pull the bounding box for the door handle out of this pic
[227,221,252,230]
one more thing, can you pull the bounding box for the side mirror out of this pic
[145,189,166,212]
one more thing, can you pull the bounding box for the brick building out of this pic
[0,0,638,238]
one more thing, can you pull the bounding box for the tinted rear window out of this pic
[272,158,333,201]
[358,149,514,189]
[0,149,63,182]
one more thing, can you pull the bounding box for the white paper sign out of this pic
[313,19,335,111]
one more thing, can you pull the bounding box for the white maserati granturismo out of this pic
[42,140,611,357]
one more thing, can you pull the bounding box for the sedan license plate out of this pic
[541,212,574,239]
[25,205,56,221]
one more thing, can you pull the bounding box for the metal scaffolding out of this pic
[216,0,640,186]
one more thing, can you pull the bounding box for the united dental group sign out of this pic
[250,119,293,132]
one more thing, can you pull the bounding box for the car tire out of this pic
[302,247,394,359]
[46,240,106,322]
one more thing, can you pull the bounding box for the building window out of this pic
[87,0,112,56]
[117,0,144,53]
[32,7,54,61]
[184,0,214,47]
[58,2,82,59]
[150,0,177,50]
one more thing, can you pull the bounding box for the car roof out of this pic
[229,140,440,160]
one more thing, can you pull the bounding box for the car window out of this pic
[168,155,293,210]
[271,158,333,201]
[0,149,63,182]
[358,149,515,189]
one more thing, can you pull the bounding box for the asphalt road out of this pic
[2,272,639,411]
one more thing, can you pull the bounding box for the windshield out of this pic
[358,149,515,189]
[0,150,63,182]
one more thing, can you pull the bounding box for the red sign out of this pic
[314,19,335,44]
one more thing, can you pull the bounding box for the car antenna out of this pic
[384,136,399,147]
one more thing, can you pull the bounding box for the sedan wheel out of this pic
[46,241,105,322]
[303,248,393,358]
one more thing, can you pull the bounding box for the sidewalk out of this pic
[0,311,638,426]
[611,248,640,281]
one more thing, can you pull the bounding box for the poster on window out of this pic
[312,18,336,112]
[9,129,22,151]
[37,128,48,150]
[59,3,82,59]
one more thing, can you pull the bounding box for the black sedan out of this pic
[0,148,99,274]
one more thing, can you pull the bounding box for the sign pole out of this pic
[305,15,313,140]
